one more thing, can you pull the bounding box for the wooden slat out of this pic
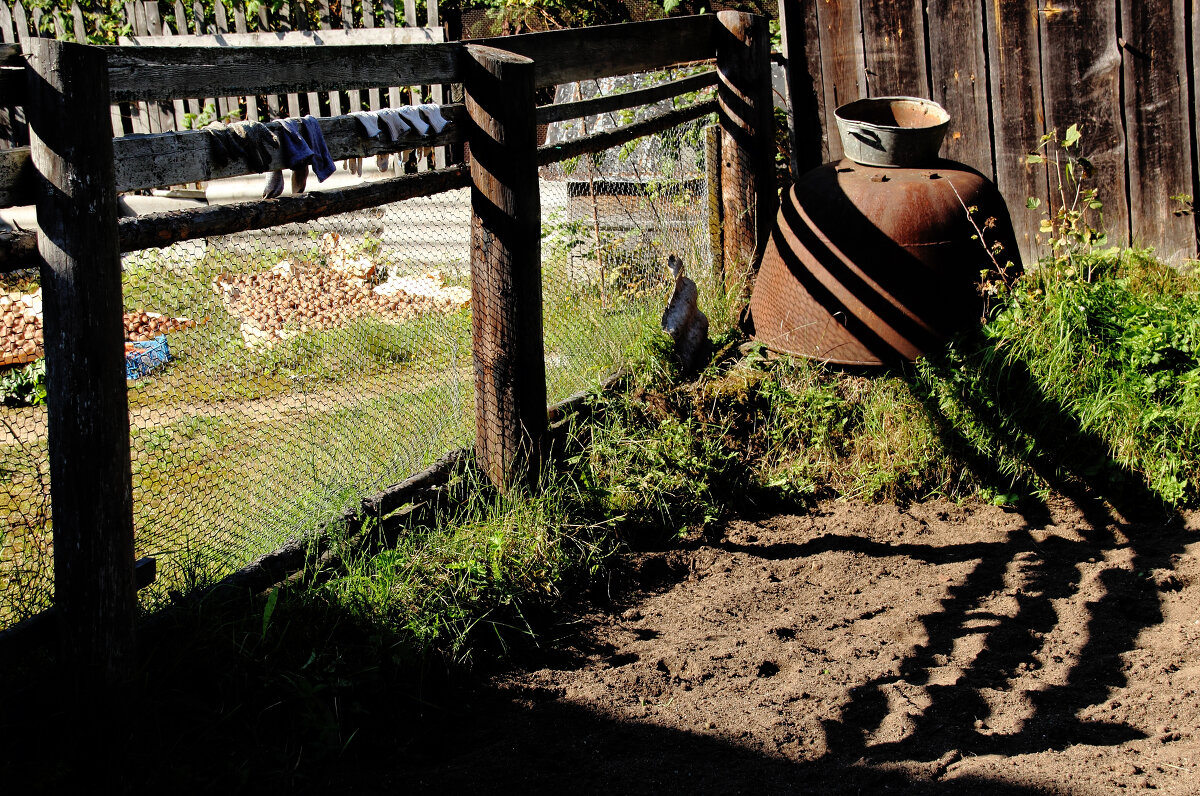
[927,0,993,174]
[403,0,416,27]
[123,1,151,133]
[212,0,239,119]
[427,0,438,27]
[70,1,85,42]
[1039,0,1129,248]
[230,0,258,122]
[984,0,1049,266]
[381,0,403,114]
[537,97,716,167]
[813,0,864,161]
[473,14,717,88]
[778,0,827,172]
[120,165,469,251]
[1126,0,1193,258]
[0,3,15,44]
[120,26,442,47]
[860,0,928,98]
[0,103,469,205]
[105,41,464,102]
[361,0,382,111]
[536,69,716,125]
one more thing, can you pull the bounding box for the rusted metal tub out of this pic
[747,158,1021,366]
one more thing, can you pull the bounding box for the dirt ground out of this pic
[370,495,1200,794]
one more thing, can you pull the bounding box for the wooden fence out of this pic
[0,12,772,687]
[779,0,1197,265]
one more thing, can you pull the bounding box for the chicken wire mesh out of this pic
[539,81,720,403]
[0,80,724,628]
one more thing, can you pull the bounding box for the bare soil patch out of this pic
[376,496,1200,794]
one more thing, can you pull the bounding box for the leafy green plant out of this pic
[0,359,46,408]
[1025,124,1110,268]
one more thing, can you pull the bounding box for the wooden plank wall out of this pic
[788,0,1198,264]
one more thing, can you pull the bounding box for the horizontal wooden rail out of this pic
[0,165,470,271]
[474,14,717,88]
[0,104,468,208]
[104,41,466,102]
[119,164,469,250]
[119,27,444,48]
[535,69,717,126]
[537,97,717,166]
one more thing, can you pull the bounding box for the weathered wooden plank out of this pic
[25,38,137,688]
[473,14,717,88]
[464,44,546,490]
[813,0,864,161]
[211,0,240,119]
[927,0,993,173]
[860,0,928,98]
[123,2,152,133]
[122,24,445,47]
[403,0,416,27]
[716,11,775,293]
[0,3,15,44]
[70,1,85,42]
[1125,0,1193,258]
[427,0,438,27]
[229,0,259,122]
[2,164,471,268]
[984,0,1048,266]
[361,0,383,111]
[778,0,826,173]
[1039,0,1129,249]
[120,164,469,250]
[537,98,716,167]
[0,104,469,205]
[536,70,716,125]
[105,41,464,102]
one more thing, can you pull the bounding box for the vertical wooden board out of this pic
[382,0,396,27]
[985,0,1048,266]
[71,1,85,42]
[814,0,865,161]
[143,1,172,131]
[317,0,341,116]
[779,0,828,172]
[192,0,204,33]
[403,0,416,27]
[1124,0,1192,258]
[230,0,260,120]
[926,0,993,175]
[427,0,438,27]
[13,1,30,44]
[362,0,382,110]
[1039,0,1129,248]
[342,0,362,113]
[0,3,14,43]
[860,0,928,98]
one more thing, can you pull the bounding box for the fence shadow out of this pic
[801,336,1189,764]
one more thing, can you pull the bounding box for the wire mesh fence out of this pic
[0,71,723,629]
[540,79,720,403]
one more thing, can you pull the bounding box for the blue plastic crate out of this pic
[125,335,170,380]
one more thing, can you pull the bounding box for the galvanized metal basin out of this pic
[835,97,950,168]
[747,158,1021,366]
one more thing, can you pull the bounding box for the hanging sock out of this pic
[375,153,390,173]
[229,121,279,172]
[397,105,430,136]
[416,103,450,134]
[276,118,315,168]
[203,121,240,168]
[343,157,363,177]
[299,116,336,182]
[263,170,285,199]
[376,108,412,142]
[291,164,309,194]
[350,111,383,139]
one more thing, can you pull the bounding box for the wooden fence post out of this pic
[463,44,547,491]
[715,10,775,296]
[25,39,136,686]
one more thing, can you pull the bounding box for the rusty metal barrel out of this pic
[747,99,1021,366]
